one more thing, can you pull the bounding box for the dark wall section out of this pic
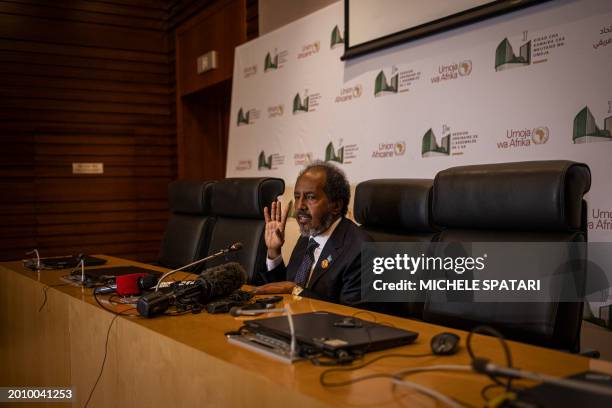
[0,0,258,262]
[0,0,176,262]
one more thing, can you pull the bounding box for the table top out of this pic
[2,255,611,407]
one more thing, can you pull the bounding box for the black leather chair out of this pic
[354,179,437,242]
[354,179,438,318]
[205,177,285,284]
[158,180,215,270]
[423,160,591,351]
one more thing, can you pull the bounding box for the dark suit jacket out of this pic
[266,217,373,305]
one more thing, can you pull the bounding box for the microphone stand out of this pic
[154,243,242,292]
[68,254,86,286]
[26,249,41,270]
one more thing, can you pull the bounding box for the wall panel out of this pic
[0,0,176,262]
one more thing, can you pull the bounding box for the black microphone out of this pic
[93,273,160,295]
[152,242,244,292]
[138,273,159,290]
[228,242,243,252]
[471,358,612,397]
[137,262,247,318]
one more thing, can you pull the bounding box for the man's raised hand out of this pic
[263,199,292,259]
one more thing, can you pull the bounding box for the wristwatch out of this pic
[292,285,304,296]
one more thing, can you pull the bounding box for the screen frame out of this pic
[342,0,551,61]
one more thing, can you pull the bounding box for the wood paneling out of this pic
[1,0,259,262]
[0,0,176,262]
[175,0,246,96]
[174,0,257,180]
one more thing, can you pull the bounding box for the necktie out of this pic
[294,238,319,287]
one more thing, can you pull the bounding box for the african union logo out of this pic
[267,104,284,118]
[235,160,252,171]
[458,60,472,76]
[297,41,320,59]
[334,84,362,103]
[573,106,612,144]
[395,142,406,155]
[532,127,549,144]
[372,141,406,159]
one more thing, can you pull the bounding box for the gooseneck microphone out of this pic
[154,242,243,292]
[25,249,41,270]
[137,262,247,318]
[472,358,612,397]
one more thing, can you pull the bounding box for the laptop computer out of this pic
[243,311,418,356]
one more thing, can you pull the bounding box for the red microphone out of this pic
[116,273,147,296]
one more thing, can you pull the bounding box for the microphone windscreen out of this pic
[198,262,247,302]
[116,273,147,296]
[230,242,243,251]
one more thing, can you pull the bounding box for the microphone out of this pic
[228,242,243,252]
[74,253,85,285]
[137,262,247,318]
[95,278,191,296]
[93,274,193,296]
[25,249,41,270]
[154,242,244,292]
[472,358,612,397]
[138,273,160,290]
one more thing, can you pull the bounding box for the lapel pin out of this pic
[321,255,332,269]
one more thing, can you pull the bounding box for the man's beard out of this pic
[297,210,336,237]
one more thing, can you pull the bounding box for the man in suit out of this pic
[255,161,372,305]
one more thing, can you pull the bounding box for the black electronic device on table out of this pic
[241,311,418,357]
[24,255,107,270]
[516,371,612,408]
[82,266,160,281]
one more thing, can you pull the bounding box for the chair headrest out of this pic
[168,180,214,215]
[432,161,591,231]
[210,177,285,218]
[354,179,435,233]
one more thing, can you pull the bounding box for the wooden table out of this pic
[1,256,610,407]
